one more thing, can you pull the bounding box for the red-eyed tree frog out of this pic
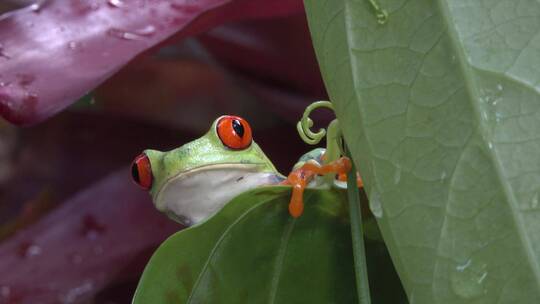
[131,115,358,226]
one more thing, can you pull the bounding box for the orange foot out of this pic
[282,157,354,218]
[337,172,364,188]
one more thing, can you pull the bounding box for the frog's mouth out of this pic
[153,163,283,226]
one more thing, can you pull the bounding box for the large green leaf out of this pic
[133,187,358,303]
[133,186,408,303]
[304,0,540,303]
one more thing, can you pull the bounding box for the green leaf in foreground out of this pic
[133,187,357,304]
[305,0,540,303]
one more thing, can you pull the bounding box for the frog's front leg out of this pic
[284,157,353,218]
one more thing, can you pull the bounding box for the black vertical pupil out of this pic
[232,120,244,138]
[131,163,140,183]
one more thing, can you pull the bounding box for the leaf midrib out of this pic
[436,0,540,291]
[268,215,297,304]
[337,0,540,294]
[186,193,301,303]
[186,196,276,303]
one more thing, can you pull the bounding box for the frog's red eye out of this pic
[131,153,152,190]
[217,115,252,150]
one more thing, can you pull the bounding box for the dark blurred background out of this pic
[0,2,331,302]
[0,1,407,303]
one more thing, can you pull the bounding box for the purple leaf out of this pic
[0,0,303,125]
[0,169,181,303]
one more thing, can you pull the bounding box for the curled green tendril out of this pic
[296,101,334,145]
[367,0,388,25]
[376,9,388,24]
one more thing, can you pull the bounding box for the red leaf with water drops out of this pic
[0,169,181,303]
[0,0,304,125]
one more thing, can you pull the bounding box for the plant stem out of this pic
[346,149,371,304]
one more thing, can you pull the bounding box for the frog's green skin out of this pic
[292,147,325,170]
[144,117,284,226]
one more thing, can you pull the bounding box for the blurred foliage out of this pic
[0,1,341,303]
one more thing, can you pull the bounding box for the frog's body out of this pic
[150,162,282,226]
[132,115,354,226]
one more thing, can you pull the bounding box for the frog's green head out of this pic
[131,115,283,226]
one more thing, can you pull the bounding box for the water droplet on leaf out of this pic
[393,167,401,184]
[30,3,41,12]
[17,242,42,258]
[68,41,79,50]
[23,93,39,108]
[440,171,447,181]
[107,25,156,40]
[59,281,94,304]
[369,190,383,218]
[107,0,123,8]
[107,28,138,40]
[531,192,539,209]
[451,259,488,299]
[80,214,106,239]
[481,111,488,121]
[135,25,156,36]
[479,86,503,127]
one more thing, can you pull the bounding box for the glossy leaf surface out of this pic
[0,169,181,303]
[0,0,303,125]
[133,187,358,303]
[305,0,540,303]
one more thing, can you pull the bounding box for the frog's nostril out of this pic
[131,153,153,190]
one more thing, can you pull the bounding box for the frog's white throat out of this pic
[153,164,282,226]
